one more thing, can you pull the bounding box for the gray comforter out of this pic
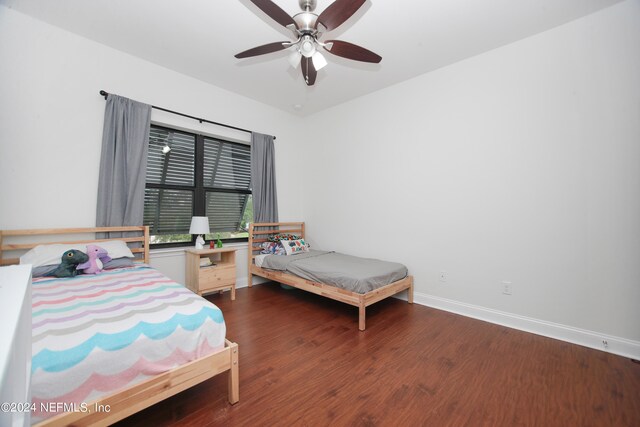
[261,250,408,294]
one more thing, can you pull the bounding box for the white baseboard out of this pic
[235,278,639,359]
[405,291,640,360]
[236,275,268,289]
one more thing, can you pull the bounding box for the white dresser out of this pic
[0,265,32,427]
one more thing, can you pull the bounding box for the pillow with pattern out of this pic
[281,239,309,256]
[267,233,301,243]
[261,242,286,255]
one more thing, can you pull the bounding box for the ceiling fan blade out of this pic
[235,42,289,59]
[316,0,366,31]
[249,0,297,29]
[301,56,317,86]
[324,40,381,63]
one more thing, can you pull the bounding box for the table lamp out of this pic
[189,216,210,249]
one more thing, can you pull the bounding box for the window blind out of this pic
[144,188,193,234]
[146,127,195,185]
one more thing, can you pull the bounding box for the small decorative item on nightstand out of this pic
[216,233,223,248]
[185,247,237,300]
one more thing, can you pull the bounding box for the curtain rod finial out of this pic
[99,90,108,100]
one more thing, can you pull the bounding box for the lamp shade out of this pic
[189,216,210,235]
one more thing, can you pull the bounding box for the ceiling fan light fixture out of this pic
[288,48,302,68]
[300,36,316,58]
[312,51,327,71]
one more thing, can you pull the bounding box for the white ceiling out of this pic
[2,0,622,116]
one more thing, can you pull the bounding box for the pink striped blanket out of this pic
[30,265,226,423]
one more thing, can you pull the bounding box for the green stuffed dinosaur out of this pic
[45,249,89,278]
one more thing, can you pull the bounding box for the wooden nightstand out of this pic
[185,247,237,300]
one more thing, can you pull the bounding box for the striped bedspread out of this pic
[31,265,226,423]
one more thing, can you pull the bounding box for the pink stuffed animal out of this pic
[77,245,112,274]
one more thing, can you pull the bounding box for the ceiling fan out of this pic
[235,0,381,86]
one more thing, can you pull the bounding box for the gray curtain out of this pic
[96,94,152,234]
[251,132,279,223]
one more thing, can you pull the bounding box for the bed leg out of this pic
[408,277,414,304]
[228,342,239,404]
[359,304,366,331]
[248,270,253,288]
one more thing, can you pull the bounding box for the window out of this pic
[143,125,252,245]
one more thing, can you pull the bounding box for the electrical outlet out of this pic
[502,280,512,295]
[439,271,447,282]
[602,340,609,349]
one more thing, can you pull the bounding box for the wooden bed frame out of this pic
[248,222,413,331]
[0,226,239,427]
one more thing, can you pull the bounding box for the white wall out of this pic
[0,7,303,282]
[300,0,640,349]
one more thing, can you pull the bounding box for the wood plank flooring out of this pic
[115,283,640,427]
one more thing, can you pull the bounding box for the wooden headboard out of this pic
[0,226,150,266]
[247,221,305,267]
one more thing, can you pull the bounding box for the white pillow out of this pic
[20,240,135,267]
[281,239,310,256]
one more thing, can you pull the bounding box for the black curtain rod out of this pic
[98,90,275,140]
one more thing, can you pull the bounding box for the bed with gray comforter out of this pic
[260,250,408,294]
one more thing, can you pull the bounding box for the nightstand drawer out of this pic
[200,266,235,290]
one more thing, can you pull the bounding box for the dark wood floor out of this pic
[116,283,640,427]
